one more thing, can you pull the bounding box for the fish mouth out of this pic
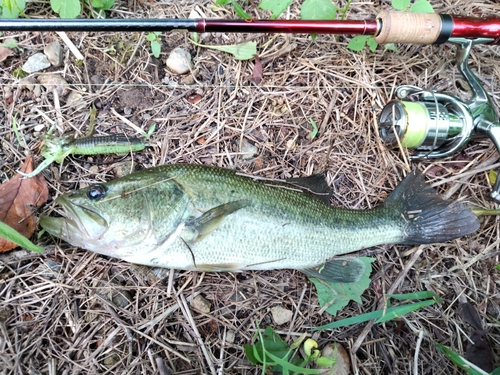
[40,195,109,243]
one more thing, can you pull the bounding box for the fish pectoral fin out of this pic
[302,257,366,283]
[185,199,250,243]
[192,263,245,272]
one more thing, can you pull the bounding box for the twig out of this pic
[176,290,217,375]
[56,31,84,60]
[413,330,424,375]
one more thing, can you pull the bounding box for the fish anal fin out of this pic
[186,199,250,243]
[302,257,366,283]
[193,263,245,272]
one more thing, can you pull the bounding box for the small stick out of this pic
[176,290,217,375]
[56,31,84,60]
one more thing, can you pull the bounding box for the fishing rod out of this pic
[2,11,500,199]
[0,11,499,44]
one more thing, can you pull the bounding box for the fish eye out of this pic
[87,184,106,201]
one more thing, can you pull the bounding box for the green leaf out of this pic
[91,0,114,10]
[409,0,434,13]
[232,1,251,20]
[383,43,399,53]
[310,257,374,316]
[151,41,161,58]
[391,0,411,10]
[435,343,490,375]
[0,221,44,253]
[491,368,500,375]
[214,0,232,4]
[244,327,290,366]
[308,119,318,139]
[301,0,336,21]
[347,35,371,51]
[190,40,257,60]
[367,36,378,52]
[258,0,294,19]
[50,0,81,18]
[1,0,25,18]
[146,33,156,41]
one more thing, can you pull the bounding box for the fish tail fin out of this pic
[384,170,480,244]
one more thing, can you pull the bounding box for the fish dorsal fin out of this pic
[302,257,366,283]
[285,173,333,204]
[185,199,250,243]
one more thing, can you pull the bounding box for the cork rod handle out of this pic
[375,11,443,45]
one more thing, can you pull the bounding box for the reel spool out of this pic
[378,88,474,159]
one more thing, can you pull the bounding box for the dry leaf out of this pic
[0,156,49,252]
[0,45,14,63]
[251,54,262,85]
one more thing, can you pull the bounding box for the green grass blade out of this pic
[375,299,435,323]
[435,343,490,375]
[0,221,44,253]
[264,350,321,374]
[312,299,437,331]
[386,291,441,301]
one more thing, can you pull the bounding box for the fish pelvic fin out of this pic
[185,199,250,243]
[385,170,480,244]
[302,257,366,283]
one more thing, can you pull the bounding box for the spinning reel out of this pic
[378,38,500,201]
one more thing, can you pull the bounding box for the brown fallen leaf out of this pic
[0,156,49,252]
[251,54,262,85]
[0,45,14,63]
[458,302,494,372]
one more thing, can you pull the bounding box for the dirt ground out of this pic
[0,0,499,374]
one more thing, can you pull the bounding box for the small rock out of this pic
[66,90,85,109]
[113,161,135,177]
[191,295,211,314]
[38,74,69,96]
[270,306,293,325]
[240,138,258,160]
[89,165,99,174]
[3,86,12,99]
[33,124,45,132]
[90,74,104,85]
[226,330,236,344]
[166,47,193,75]
[103,351,121,366]
[44,41,63,67]
[33,260,62,279]
[18,76,38,91]
[22,53,51,73]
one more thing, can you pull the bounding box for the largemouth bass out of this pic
[40,164,479,283]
